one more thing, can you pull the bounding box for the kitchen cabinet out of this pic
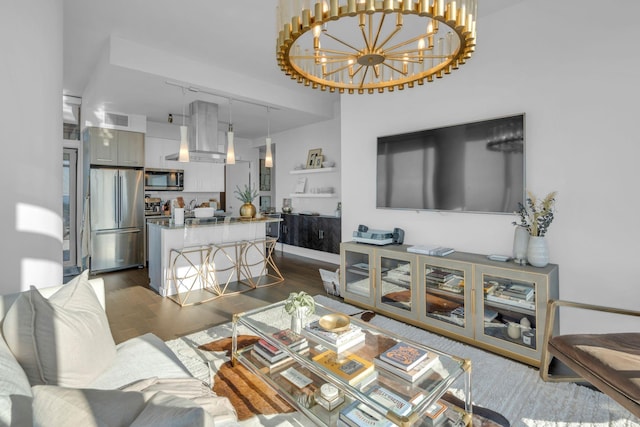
[85,127,144,167]
[182,162,225,192]
[340,242,559,367]
[145,137,181,170]
[280,214,341,254]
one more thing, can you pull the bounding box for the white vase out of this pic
[512,226,529,265]
[290,307,308,334]
[527,236,549,268]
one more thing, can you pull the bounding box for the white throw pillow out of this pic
[2,270,116,387]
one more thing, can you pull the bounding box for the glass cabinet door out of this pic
[419,258,473,337]
[477,268,539,353]
[341,244,374,306]
[376,250,415,316]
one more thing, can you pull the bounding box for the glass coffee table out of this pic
[232,301,472,426]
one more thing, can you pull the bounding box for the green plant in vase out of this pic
[284,291,315,333]
[234,184,258,218]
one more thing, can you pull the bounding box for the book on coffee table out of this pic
[374,351,439,382]
[312,350,374,386]
[379,341,430,371]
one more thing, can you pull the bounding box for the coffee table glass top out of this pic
[232,301,472,426]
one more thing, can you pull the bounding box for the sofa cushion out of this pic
[32,380,237,427]
[0,336,32,427]
[2,270,116,387]
[88,333,191,390]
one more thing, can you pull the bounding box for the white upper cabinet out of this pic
[182,162,225,192]
[145,137,181,170]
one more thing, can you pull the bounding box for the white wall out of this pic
[0,0,64,292]
[274,114,342,216]
[341,0,640,333]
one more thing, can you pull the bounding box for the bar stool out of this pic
[239,214,284,288]
[205,240,253,297]
[167,220,218,307]
[167,245,217,306]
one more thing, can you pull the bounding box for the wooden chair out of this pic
[540,299,640,418]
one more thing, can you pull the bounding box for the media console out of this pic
[340,242,559,367]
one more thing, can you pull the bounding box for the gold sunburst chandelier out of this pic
[276,0,477,94]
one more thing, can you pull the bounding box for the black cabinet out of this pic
[280,214,341,254]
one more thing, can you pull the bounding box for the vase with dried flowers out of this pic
[513,191,557,267]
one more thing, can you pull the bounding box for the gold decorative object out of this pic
[319,313,351,332]
[276,0,477,94]
[239,202,257,218]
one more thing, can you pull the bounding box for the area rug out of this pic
[166,296,640,427]
[198,336,296,421]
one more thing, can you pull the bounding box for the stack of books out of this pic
[486,283,536,310]
[251,329,308,370]
[312,350,374,386]
[425,270,463,294]
[302,320,365,353]
[373,341,439,382]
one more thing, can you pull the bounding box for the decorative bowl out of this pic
[319,313,350,332]
[322,161,335,168]
[194,207,214,218]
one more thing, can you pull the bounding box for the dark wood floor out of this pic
[96,252,340,344]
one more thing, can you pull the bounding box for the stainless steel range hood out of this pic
[166,100,226,163]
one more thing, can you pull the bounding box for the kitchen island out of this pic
[147,216,280,301]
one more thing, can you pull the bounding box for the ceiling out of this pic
[63,0,519,140]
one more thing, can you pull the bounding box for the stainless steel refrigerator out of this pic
[90,168,144,272]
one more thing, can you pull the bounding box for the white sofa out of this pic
[0,272,237,426]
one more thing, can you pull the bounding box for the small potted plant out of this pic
[234,184,259,218]
[284,291,315,333]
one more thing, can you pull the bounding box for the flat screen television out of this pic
[376,114,525,214]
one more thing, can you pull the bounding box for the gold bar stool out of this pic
[205,240,253,297]
[239,214,284,288]
[167,244,217,307]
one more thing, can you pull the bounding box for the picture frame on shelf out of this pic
[314,155,323,169]
[306,148,322,169]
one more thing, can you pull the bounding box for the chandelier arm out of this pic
[385,33,433,53]
[322,32,362,54]
[381,61,407,76]
[370,13,387,52]
[360,25,371,53]
[359,66,370,89]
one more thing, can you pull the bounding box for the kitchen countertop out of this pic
[147,216,280,230]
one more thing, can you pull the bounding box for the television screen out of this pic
[376,114,525,214]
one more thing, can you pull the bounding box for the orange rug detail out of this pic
[199,335,295,421]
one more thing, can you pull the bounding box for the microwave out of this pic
[144,168,184,191]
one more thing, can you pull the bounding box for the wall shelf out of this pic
[289,193,335,198]
[289,167,336,175]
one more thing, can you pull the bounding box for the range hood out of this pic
[166,100,226,163]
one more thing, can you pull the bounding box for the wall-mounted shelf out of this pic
[289,193,335,198]
[289,167,336,175]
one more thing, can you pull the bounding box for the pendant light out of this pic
[265,106,273,168]
[226,98,236,164]
[178,89,189,162]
